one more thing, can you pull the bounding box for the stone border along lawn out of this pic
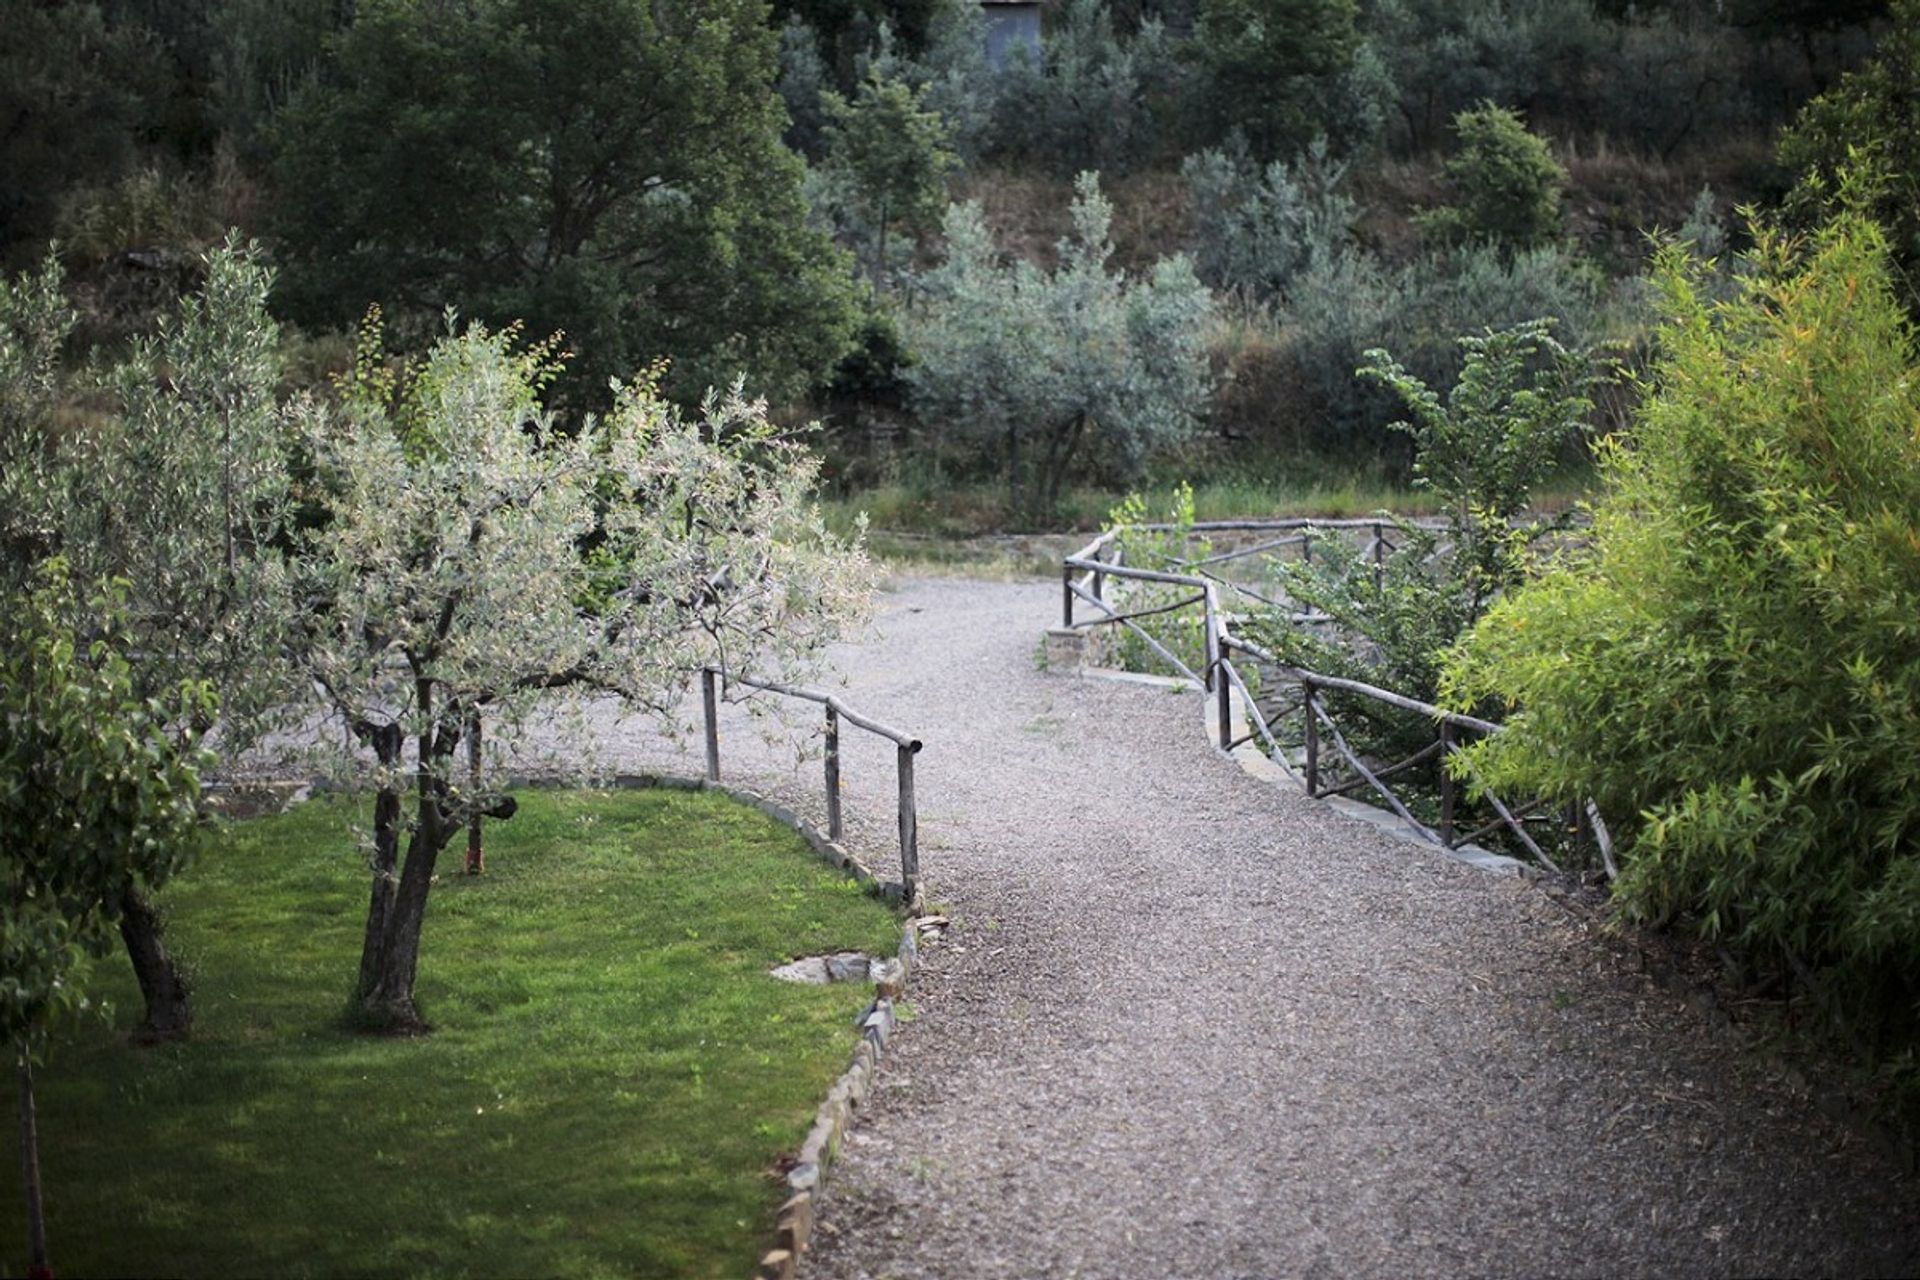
[0,775,910,1274]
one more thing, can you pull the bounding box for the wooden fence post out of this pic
[824,706,843,842]
[1371,521,1385,592]
[1218,661,1233,751]
[465,705,484,874]
[897,744,919,902]
[701,667,720,783]
[1303,680,1320,797]
[1439,721,1457,847]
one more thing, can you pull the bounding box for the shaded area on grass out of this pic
[1,789,899,1280]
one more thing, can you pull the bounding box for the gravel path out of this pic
[599,577,1920,1279]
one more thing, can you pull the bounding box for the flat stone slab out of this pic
[770,952,874,985]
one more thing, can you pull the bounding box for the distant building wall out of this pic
[982,1,1043,71]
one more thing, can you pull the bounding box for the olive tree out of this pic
[297,323,875,1032]
[0,240,295,1042]
[906,173,1215,513]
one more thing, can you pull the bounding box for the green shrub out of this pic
[1442,218,1920,1048]
[1251,319,1594,705]
[905,174,1215,514]
[1279,240,1605,454]
[1777,0,1920,316]
[1185,0,1365,160]
[1419,103,1567,252]
[1102,483,1212,677]
[1181,137,1357,302]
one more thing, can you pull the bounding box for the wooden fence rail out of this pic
[1060,522,1614,877]
[700,666,923,900]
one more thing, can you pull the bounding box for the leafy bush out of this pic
[778,15,835,157]
[1777,0,1920,315]
[818,65,957,286]
[1252,320,1594,704]
[905,173,1215,513]
[987,0,1168,174]
[1181,137,1357,301]
[1419,103,1567,252]
[1102,483,1213,677]
[1442,219,1920,1048]
[1184,0,1365,160]
[1280,240,1604,452]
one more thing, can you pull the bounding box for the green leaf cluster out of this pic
[1444,218,1920,1043]
[1777,0,1920,316]
[267,0,859,406]
[1419,103,1567,253]
[1186,0,1362,161]
[0,563,209,1057]
[1252,320,1593,706]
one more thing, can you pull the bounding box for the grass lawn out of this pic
[0,788,901,1279]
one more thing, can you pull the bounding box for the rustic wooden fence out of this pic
[1062,520,1616,877]
[700,666,923,900]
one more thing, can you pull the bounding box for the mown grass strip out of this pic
[1,788,900,1279]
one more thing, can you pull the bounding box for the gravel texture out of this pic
[590,577,1920,1279]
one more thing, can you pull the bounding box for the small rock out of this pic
[769,957,832,985]
[824,951,872,983]
[871,957,906,997]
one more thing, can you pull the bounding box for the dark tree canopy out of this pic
[1185,0,1361,160]
[1778,0,1920,310]
[0,1,165,258]
[268,0,859,404]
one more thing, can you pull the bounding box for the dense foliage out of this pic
[1,241,295,1040]
[0,565,208,1059]
[1,563,209,1276]
[1253,321,1594,703]
[1420,104,1568,252]
[1443,220,1920,1047]
[906,174,1214,512]
[1778,0,1920,314]
[269,0,859,405]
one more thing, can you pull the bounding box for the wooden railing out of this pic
[1062,521,1615,878]
[699,666,924,900]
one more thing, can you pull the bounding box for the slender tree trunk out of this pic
[1005,424,1023,513]
[465,706,484,875]
[353,683,453,1033]
[354,723,406,1010]
[356,816,445,1033]
[18,1057,51,1280]
[118,887,191,1044]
